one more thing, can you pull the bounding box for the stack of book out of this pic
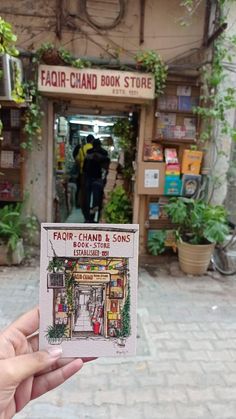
[164,149,182,195]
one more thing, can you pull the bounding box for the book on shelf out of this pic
[164,176,182,196]
[181,149,203,174]
[158,95,178,111]
[166,163,180,176]
[2,131,12,146]
[148,202,160,220]
[143,143,163,161]
[177,86,192,96]
[10,109,21,128]
[164,148,178,164]
[178,96,192,112]
[158,113,176,126]
[181,174,202,198]
[0,150,14,168]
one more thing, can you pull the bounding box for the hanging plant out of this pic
[135,50,168,96]
[33,42,91,68]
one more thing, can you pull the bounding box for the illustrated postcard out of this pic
[39,223,139,357]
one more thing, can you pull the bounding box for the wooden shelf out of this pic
[0,106,25,204]
[0,196,23,202]
[153,138,197,144]
[155,109,195,115]
[0,167,21,170]
[148,220,174,229]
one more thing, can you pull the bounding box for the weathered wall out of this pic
[211,2,236,207]
[0,0,205,63]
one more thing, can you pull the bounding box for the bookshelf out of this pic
[0,106,25,202]
[143,81,201,253]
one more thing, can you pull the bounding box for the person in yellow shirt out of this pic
[77,134,95,174]
[77,134,95,215]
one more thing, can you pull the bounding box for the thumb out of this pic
[1,347,62,385]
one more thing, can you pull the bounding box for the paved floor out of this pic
[1,261,236,419]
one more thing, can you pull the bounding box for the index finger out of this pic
[6,307,39,337]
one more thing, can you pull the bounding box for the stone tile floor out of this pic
[1,261,236,418]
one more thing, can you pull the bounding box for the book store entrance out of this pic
[73,283,106,337]
[53,104,138,224]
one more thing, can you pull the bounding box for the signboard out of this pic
[38,65,155,100]
[47,228,135,258]
[73,272,110,282]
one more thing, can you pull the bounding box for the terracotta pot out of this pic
[41,49,65,65]
[177,241,215,275]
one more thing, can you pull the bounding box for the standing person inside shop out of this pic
[83,138,110,222]
[78,134,95,214]
[78,134,95,174]
[68,142,81,208]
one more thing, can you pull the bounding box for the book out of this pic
[164,148,178,164]
[165,163,180,175]
[177,86,191,96]
[158,113,176,126]
[0,150,14,168]
[143,143,163,161]
[181,174,202,198]
[178,96,192,111]
[149,202,160,220]
[173,125,186,139]
[158,96,178,111]
[39,223,139,357]
[181,149,203,174]
[164,176,182,195]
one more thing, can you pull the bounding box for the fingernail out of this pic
[47,346,63,358]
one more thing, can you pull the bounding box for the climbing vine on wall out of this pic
[180,0,236,198]
[135,50,168,96]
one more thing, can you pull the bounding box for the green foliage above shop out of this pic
[135,50,168,96]
[0,17,18,56]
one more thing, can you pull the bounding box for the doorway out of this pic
[73,284,105,337]
[53,105,139,223]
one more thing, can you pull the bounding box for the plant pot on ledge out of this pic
[41,48,66,65]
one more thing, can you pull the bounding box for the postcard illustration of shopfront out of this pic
[39,223,139,357]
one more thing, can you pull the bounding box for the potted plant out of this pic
[164,197,229,275]
[0,203,25,265]
[104,185,132,223]
[147,230,166,255]
[0,203,38,265]
[45,323,68,345]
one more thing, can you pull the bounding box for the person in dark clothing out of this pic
[70,143,81,208]
[82,138,110,222]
